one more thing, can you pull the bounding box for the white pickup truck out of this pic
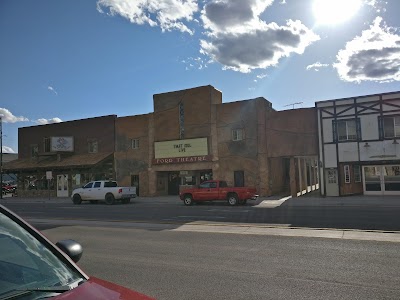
[71,181,136,205]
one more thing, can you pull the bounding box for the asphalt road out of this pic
[42,225,400,300]
[2,196,400,299]
[2,195,400,231]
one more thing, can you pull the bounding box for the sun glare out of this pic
[313,0,362,25]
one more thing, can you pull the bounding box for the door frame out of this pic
[56,174,69,197]
[325,168,339,196]
[363,165,400,195]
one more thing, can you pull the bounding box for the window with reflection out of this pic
[383,116,400,138]
[337,120,357,141]
[0,212,83,298]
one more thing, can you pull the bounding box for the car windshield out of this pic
[0,211,83,299]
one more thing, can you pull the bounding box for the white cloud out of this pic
[97,0,198,34]
[200,0,320,73]
[256,73,268,79]
[200,21,320,73]
[306,62,330,71]
[364,0,386,13]
[254,73,268,82]
[182,56,210,70]
[334,17,400,83]
[201,0,273,33]
[0,108,29,123]
[48,86,58,95]
[36,118,63,125]
[2,146,15,153]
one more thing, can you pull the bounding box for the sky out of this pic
[1,0,400,154]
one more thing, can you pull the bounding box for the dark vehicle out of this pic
[0,204,154,300]
[179,180,258,206]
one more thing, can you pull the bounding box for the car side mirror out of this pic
[56,239,83,263]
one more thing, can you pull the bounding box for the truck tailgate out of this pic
[121,187,136,198]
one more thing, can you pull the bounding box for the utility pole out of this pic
[284,102,304,109]
[0,116,3,200]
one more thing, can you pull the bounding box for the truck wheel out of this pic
[228,194,238,206]
[105,193,115,205]
[183,195,193,206]
[72,194,82,205]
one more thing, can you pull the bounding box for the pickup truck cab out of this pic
[71,181,136,205]
[179,180,258,206]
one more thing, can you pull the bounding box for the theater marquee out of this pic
[154,138,210,164]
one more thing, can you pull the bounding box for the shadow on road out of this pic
[2,195,400,232]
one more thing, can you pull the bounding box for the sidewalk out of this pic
[282,195,400,207]
[256,191,400,208]
[3,193,400,208]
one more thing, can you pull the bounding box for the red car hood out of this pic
[54,277,155,300]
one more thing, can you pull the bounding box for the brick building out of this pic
[5,85,319,198]
[4,115,116,197]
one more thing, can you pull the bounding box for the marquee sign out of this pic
[154,137,208,159]
[153,155,212,165]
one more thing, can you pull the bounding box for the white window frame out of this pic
[344,165,351,184]
[353,165,361,183]
[232,129,244,141]
[131,139,139,149]
[337,120,357,141]
[383,116,400,138]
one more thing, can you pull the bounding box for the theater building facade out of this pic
[115,85,318,197]
[5,85,319,197]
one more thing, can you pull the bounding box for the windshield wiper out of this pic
[0,287,70,300]
[16,286,71,292]
[0,279,86,300]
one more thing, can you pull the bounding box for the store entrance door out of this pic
[131,175,139,196]
[363,165,400,195]
[57,174,69,197]
[325,169,339,196]
[168,172,180,195]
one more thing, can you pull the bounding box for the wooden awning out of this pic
[3,152,114,172]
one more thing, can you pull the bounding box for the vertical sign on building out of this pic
[179,102,184,139]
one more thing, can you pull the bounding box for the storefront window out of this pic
[23,175,54,190]
[183,176,196,185]
[200,171,213,183]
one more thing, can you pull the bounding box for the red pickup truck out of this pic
[179,180,258,206]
